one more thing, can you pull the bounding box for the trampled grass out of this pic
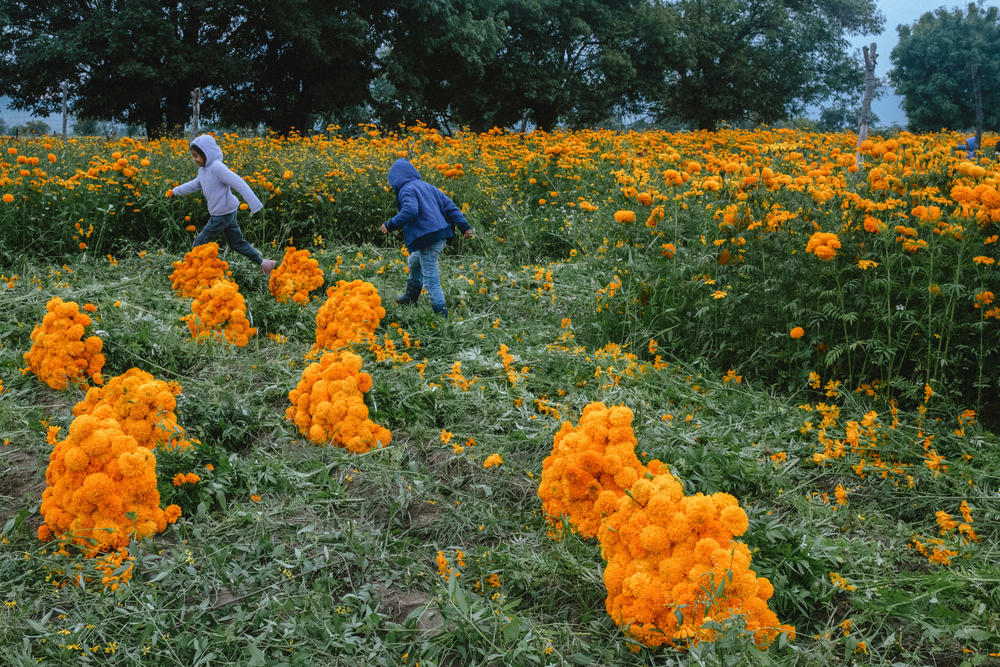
[1,127,999,664]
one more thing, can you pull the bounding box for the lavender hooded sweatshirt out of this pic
[172,134,263,216]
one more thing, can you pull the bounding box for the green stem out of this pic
[837,271,854,383]
[934,243,967,384]
[925,251,934,383]
[977,315,984,411]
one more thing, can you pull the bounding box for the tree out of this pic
[372,0,506,131]
[640,0,883,129]
[24,120,51,135]
[72,118,102,136]
[889,3,1000,133]
[485,0,646,130]
[373,0,647,132]
[0,1,245,138]
[219,0,385,133]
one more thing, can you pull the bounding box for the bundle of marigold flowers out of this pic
[182,279,257,346]
[269,246,324,304]
[37,406,182,556]
[23,296,105,390]
[598,468,794,649]
[805,232,841,260]
[286,350,391,453]
[169,242,231,297]
[537,402,648,538]
[73,368,192,451]
[538,401,793,650]
[314,279,385,350]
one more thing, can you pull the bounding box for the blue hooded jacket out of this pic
[965,136,978,159]
[385,159,470,250]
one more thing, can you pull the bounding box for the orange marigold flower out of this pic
[73,368,191,450]
[806,232,841,260]
[789,326,804,339]
[182,280,257,347]
[38,409,180,557]
[269,246,324,304]
[483,453,504,468]
[314,280,385,350]
[23,297,105,390]
[286,350,391,453]
[169,242,231,298]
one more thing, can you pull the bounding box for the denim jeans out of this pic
[193,211,263,265]
[406,239,447,313]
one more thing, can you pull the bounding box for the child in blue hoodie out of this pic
[380,158,472,317]
[168,134,276,276]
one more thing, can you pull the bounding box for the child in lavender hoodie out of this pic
[168,134,276,276]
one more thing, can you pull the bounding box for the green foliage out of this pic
[0,0,245,138]
[642,0,884,129]
[0,235,998,665]
[3,125,1000,664]
[890,3,1000,133]
[220,0,381,133]
[0,1,888,134]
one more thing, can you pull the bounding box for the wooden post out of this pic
[856,43,877,169]
[61,82,68,137]
[190,87,201,141]
[972,64,983,158]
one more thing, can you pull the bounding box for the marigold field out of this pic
[1,126,998,664]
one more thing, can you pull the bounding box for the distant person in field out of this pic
[380,158,472,318]
[957,135,978,159]
[167,134,276,276]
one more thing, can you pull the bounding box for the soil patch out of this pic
[0,447,46,530]
[378,586,443,633]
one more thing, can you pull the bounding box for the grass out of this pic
[1,227,998,665]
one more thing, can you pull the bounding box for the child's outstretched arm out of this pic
[167,178,201,197]
[441,195,472,237]
[384,187,419,232]
[213,164,263,213]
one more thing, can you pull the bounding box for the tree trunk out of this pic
[972,64,983,157]
[856,43,877,169]
[532,104,559,132]
[165,87,190,138]
[190,87,201,142]
[61,82,68,137]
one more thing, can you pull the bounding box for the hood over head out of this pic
[388,158,422,193]
[191,134,224,167]
[967,136,978,150]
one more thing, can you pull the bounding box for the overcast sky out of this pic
[0,2,977,133]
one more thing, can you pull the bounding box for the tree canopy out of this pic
[890,2,1000,133]
[0,0,888,135]
[640,0,883,129]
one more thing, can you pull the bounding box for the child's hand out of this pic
[379,224,388,235]
[463,228,473,239]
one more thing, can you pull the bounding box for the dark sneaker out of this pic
[396,291,418,305]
